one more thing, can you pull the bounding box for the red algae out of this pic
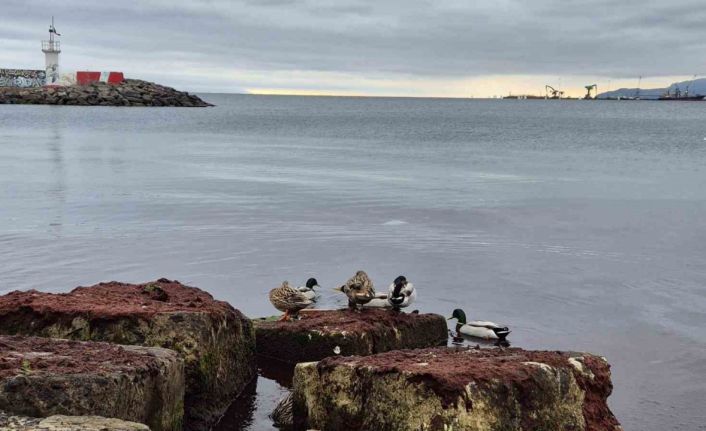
[0,335,156,379]
[0,278,233,319]
[261,308,438,334]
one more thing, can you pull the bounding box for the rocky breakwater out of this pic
[0,278,257,431]
[0,335,183,431]
[0,79,212,107]
[293,346,622,431]
[254,309,448,364]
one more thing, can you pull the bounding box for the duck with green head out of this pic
[296,277,320,301]
[448,308,511,341]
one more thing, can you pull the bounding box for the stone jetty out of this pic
[0,336,183,431]
[0,278,257,430]
[254,309,448,364]
[292,346,622,431]
[0,79,211,107]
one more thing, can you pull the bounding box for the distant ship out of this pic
[658,81,705,101]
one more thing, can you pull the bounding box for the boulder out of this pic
[292,347,622,431]
[0,335,182,431]
[0,411,149,430]
[0,278,257,431]
[253,309,448,364]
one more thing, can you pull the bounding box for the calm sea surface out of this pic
[1,95,706,430]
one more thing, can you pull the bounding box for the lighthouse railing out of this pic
[41,40,60,52]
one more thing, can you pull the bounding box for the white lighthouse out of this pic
[41,17,61,86]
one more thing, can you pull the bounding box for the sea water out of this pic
[1,96,705,430]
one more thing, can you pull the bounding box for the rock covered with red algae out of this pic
[292,346,623,431]
[0,411,150,431]
[253,308,448,363]
[0,335,182,431]
[0,278,256,431]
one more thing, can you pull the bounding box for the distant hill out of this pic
[598,78,706,100]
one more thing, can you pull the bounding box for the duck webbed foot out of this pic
[277,311,291,322]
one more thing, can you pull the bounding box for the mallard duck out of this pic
[365,275,416,310]
[269,281,313,321]
[296,277,320,301]
[336,270,376,310]
[447,309,511,341]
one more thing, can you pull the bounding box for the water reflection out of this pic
[213,378,258,431]
[46,124,65,236]
[257,355,296,389]
[449,329,512,348]
[215,356,298,431]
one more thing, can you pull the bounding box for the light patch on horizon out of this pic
[246,74,695,98]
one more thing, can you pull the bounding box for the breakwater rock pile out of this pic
[293,346,622,431]
[0,278,256,431]
[254,309,448,364]
[0,79,212,107]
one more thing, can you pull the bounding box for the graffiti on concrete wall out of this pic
[0,69,46,87]
[45,65,59,85]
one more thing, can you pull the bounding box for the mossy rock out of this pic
[0,335,183,431]
[292,347,622,431]
[253,309,448,364]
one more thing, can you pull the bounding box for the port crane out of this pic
[584,84,598,99]
[545,85,564,99]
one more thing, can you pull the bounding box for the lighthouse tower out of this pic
[41,17,61,86]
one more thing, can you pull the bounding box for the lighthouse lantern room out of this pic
[41,17,61,85]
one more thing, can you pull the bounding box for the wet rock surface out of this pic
[0,411,150,430]
[253,309,448,364]
[292,346,622,431]
[0,335,182,431]
[0,79,212,107]
[0,278,257,431]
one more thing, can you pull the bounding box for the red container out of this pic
[76,71,124,85]
[107,72,124,84]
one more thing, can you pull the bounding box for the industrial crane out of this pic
[584,84,598,99]
[545,85,564,99]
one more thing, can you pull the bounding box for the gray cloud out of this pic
[1,0,704,93]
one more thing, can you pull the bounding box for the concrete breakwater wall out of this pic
[0,79,212,107]
[0,69,124,88]
[0,69,46,88]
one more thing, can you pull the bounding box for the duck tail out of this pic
[492,327,511,341]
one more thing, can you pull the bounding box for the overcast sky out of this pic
[1,0,704,97]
